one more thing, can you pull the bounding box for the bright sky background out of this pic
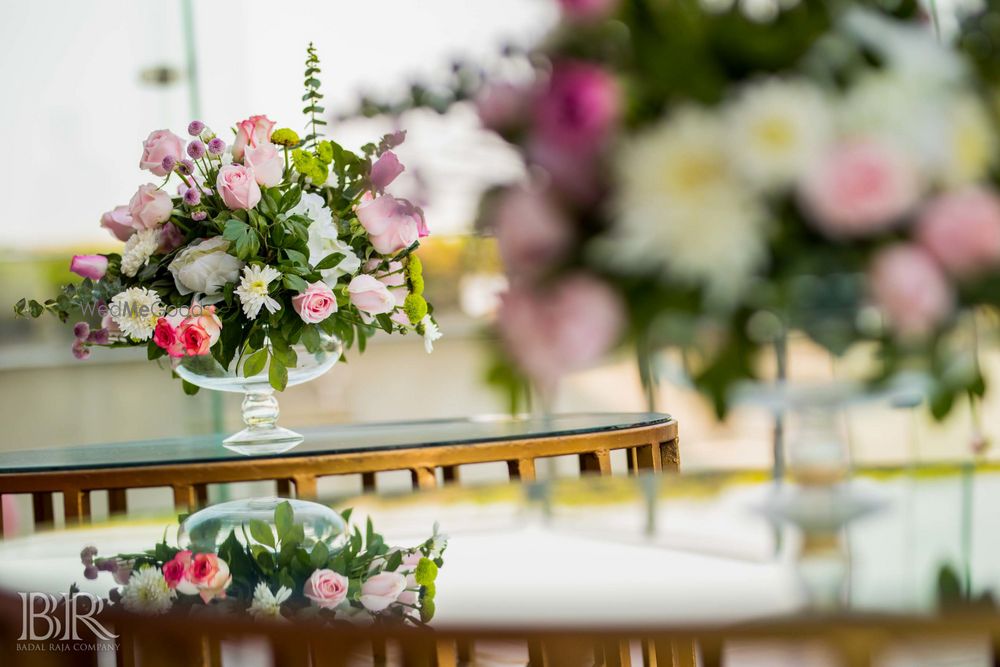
[0,0,555,251]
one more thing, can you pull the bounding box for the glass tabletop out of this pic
[0,412,672,473]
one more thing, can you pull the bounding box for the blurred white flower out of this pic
[110,287,162,341]
[942,94,997,187]
[120,228,161,278]
[293,192,361,284]
[726,77,832,190]
[608,108,768,303]
[121,565,175,615]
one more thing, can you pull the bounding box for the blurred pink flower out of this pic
[498,273,624,391]
[493,187,573,280]
[370,151,405,192]
[70,255,108,281]
[916,187,1000,278]
[360,572,406,612]
[475,82,530,132]
[801,140,919,237]
[869,244,954,339]
[100,206,135,242]
[139,129,185,177]
[534,61,619,152]
[559,0,618,20]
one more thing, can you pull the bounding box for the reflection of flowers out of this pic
[610,109,767,302]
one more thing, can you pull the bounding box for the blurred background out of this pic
[0,0,994,476]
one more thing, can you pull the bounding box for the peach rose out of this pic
[292,281,338,323]
[916,187,1000,278]
[303,569,349,609]
[232,115,275,161]
[186,304,222,345]
[359,572,406,612]
[216,164,261,210]
[244,142,284,187]
[128,184,174,229]
[139,129,185,177]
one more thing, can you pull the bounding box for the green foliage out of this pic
[302,43,327,148]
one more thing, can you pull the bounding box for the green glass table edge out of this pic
[0,412,674,474]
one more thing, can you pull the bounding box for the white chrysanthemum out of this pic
[941,94,997,187]
[608,108,768,303]
[110,287,163,341]
[726,77,832,190]
[235,264,282,320]
[420,315,442,354]
[248,583,291,621]
[121,229,161,278]
[121,565,175,615]
[293,192,361,284]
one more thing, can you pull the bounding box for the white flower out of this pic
[121,228,162,278]
[607,107,768,303]
[726,77,832,190]
[941,94,997,187]
[168,237,243,296]
[292,192,361,284]
[110,287,163,341]
[121,565,175,615]
[420,315,441,354]
[248,582,291,621]
[235,264,282,319]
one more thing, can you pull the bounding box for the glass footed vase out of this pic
[174,334,343,454]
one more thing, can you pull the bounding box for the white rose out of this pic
[292,192,361,284]
[168,237,243,296]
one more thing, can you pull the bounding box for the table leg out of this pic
[293,475,318,500]
[527,640,547,667]
[276,479,293,497]
[362,472,377,492]
[194,483,209,508]
[172,485,197,511]
[507,459,536,482]
[64,489,88,524]
[32,492,55,527]
[456,639,474,664]
[411,467,437,490]
[108,489,128,516]
[579,449,612,476]
[603,640,631,667]
[661,438,680,472]
[442,466,460,485]
[629,443,663,474]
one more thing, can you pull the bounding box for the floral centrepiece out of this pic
[80,501,446,624]
[15,45,440,394]
[472,1,1000,417]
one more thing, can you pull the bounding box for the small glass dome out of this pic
[177,497,346,551]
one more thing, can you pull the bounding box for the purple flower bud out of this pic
[83,565,99,580]
[96,557,116,572]
[72,340,90,360]
[192,210,208,221]
[87,328,110,345]
[187,140,206,160]
[183,187,202,206]
[109,588,122,604]
[73,321,90,340]
[187,120,205,136]
[178,159,195,175]
[80,546,98,565]
[208,137,226,156]
[161,155,177,172]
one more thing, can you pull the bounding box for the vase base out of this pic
[758,480,887,532]
[223,426,304,455]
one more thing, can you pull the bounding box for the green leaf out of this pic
[314,252,345,271]
[248,519,276,548]
[310,541,329,569]
[275,501,294,537]
[283,273,308,293]
[300,325,321,353]
[384,550,403,573]
[256,550,275,572]
[182,380,200,395]
[222,219,260,260]
[243,348,268,377]
[284,248,309,265]
[147,339,165,361]
[269,356,288,391]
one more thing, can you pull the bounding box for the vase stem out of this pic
[222,391,303,455]
[242,391,279,429]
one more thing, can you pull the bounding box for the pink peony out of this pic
[370,151,405,192]
[348,274,396,315]
[292,281,338,323]
[128,184,174,229]
[497,273,624,392]
[356,193,422,255]
[533,61,619,153]
[559,0,619,20]
[801,140,920,237]
[231,115,275,161]
[139,129,185,177]
[244,142,284,187]
[100,206,136,242]
[869,244,954,339]
[70,255,108,281]
[359,572,407,613]
[916,187,1000,278]
[492,187,573,279]
[303,569,349,609]
[216,164,261,210]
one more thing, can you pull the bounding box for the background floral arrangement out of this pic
[14,45,441,394]
[463,0,1000,417]
[79,501,446,623]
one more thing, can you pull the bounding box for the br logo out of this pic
[17,592,118,642]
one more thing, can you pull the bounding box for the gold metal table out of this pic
[0,413,677,526]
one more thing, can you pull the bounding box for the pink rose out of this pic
[100,206,136,242]
[534,61,619,152]
[869,244,954,339]
[356,193,421,255]
[187,304,222,345]
[70,255,108,281]
[128,184,174,229]
[559,0,618,20]
[916,187,1000,278]
[492,187,573,279]
[153,317,185,358]
[348,274,395,315]
[393,552,423,608]
[370,151,405,192]
[231,115,275,161]
[244,142,284,187]
[292,281,338,323]
[216,164,261,210]
[178,322,212,356]
[365,259,407,307]
[139,129,185,177]
[303,569,349,609]
[162,551,192,589]
[497,273,624,393]
[801,140,920,237]
[359,572,407,612]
